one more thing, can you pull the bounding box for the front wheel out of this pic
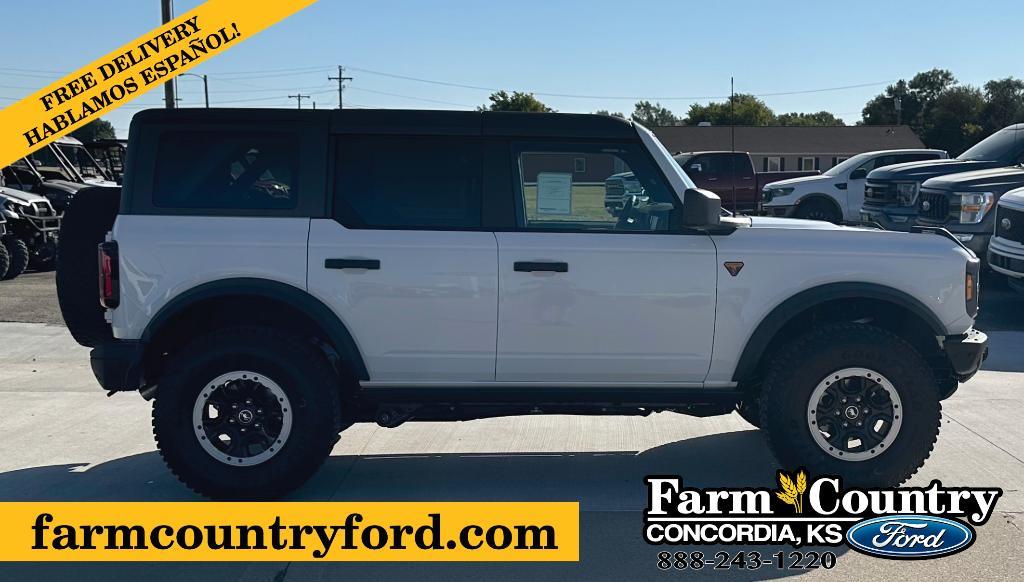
[153,326,342,499]
[759,323,940,486]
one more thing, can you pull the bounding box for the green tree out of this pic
[684,94,775,126]
[70,118,116,142]
[777,111,846,126]
[478,90,553,112]
[594,109,625,118]
[861,69,956,132]
[923,85,986,156]
[630,101,679,126]
[982,77,1024,132]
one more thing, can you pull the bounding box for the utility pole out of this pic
[730,76,737,213]
[288,94,310,109]
[328,65,352,109]
[161,0,176,108]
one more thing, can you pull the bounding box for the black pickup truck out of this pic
[860,124,1024,231]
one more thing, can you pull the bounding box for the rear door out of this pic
[307,135,499,383]
[494,140,718,384]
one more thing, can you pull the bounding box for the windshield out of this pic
[56,143,107,180]
[958,127,1024,161]
[822,152,873,177]
[24,145,79,182]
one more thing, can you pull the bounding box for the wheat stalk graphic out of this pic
[775,470,808,513]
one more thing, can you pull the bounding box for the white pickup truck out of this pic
[761,149,947,223]
[55,109,987,499]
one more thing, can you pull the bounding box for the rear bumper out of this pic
[90,340,145,392]
[942,329,988,383]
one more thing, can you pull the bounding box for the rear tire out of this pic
[153,326,342,500]
[735,399,762,428]
[2,236,30,280]
[0,242,9,280]
[795,199,841,224]
[759,323,940,487]
[56,186,120,347]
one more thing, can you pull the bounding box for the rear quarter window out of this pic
[153,131,300,210]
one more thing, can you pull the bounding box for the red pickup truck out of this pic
[604,150,819,215]
[674,151,818,212]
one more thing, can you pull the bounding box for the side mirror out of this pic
[680,188,722,227]
[849,168,868,180]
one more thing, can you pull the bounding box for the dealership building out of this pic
[651,125,926,172]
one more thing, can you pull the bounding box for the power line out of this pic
[288,93,311,109]
[346,86,473,108]
[345,65,893,101]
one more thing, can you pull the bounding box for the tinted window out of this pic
[515,141,677,231]
[335,136,482,229]
[153,132,299,209]
[895,152,939,164]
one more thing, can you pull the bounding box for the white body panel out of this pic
[494,231,717,383]
[306,219,498,382]
[705,219,976,384]
[110,215,310,339]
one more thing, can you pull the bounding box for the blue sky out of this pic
[1,0,1018,137]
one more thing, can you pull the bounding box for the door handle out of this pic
[325,258,381,270]
[706,177,719,181]
[514,261,568,273]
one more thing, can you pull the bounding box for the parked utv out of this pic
[0,174,61,273]
[861,124,1024,230]
[2,144,89,212]
[85,138,128,184]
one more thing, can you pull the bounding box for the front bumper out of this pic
[90,340,145,392]
[989,237,1024,279]
[762,204,795,217]
[942,329,988,383]
[859,206,917,232]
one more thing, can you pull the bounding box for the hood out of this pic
[867,158,1001,182]
[999,186,1024,208]
[0,185,50,205]
[744,216,849,230]
[762,174,831,189]
[923,165,1024,194]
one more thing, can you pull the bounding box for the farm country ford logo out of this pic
[644,470,1002,560]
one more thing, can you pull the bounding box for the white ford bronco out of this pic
[56,109,988,500]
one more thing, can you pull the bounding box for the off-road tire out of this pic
[1,236,30,280]
[55,186,120,347]
[795,199,841,224]
[153,326,342,500]
[758,323,940,487]
[0,242,9,280]
[735,399,762,428]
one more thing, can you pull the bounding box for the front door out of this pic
[495,141,718,384]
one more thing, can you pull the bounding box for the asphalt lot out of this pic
[1,272,1022,581]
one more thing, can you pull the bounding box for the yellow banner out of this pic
[0,502,579,561]
[0,0,317,168]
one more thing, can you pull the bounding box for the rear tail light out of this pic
[98,241,119,309]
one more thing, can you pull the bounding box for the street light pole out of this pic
[180,73,209,108]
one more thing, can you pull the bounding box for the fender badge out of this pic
[724,261,744,276]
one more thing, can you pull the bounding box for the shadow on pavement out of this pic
[0,429,849,581]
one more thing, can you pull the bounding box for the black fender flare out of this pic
[141,278,369,380]
[731,282,947,382]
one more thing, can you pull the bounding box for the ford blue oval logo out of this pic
[846,515,974,559]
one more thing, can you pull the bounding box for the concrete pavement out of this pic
[0,319,1022,580]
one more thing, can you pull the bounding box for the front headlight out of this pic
[763,187,793,203]
[895,182,918,206]
[957,192,994,224]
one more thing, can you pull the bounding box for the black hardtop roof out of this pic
[130,108,638,139]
